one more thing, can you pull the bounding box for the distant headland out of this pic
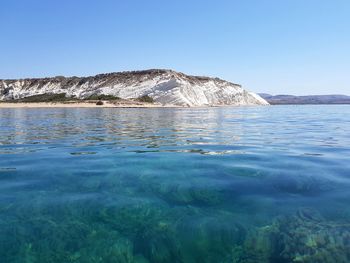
[259,93,350,105]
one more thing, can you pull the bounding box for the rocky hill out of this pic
[0,69,268,106]
[259,93,350,105]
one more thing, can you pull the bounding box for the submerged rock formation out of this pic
[0,69,268,106]
[241,208,350,263]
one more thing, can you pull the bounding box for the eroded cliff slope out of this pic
[0,70,268,106]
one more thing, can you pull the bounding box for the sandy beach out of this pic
[0,101,180,108]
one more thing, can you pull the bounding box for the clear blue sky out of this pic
[1,0,349,95]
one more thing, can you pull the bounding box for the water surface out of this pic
[0,106,350,262]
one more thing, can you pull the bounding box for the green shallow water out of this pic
[0,105,350,262]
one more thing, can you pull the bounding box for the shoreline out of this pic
[0,101,182,109]
[0,101,273,109]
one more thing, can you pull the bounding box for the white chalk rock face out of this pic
[0,69,269,106]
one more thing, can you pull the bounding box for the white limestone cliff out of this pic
[0,70,269,106]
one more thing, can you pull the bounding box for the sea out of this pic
[0,105,349,263]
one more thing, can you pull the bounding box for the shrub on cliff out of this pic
[137,95,154,103]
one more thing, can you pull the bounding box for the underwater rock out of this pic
[277,208,350,263]
[149,181,223,206]
[239,224,280,263]
[0,208,141,263]
[133,255,150,263]
[155,182,194,204]
[98,202,183,262]
[81,176,102,190]
[69,228,136,262]
[190,186,222,205]
[240,208,350,263]
[100,203,170,236]
[273,176,333,196]
[176,213,246,262]
[135,226,180,263]
[104,238,134,263]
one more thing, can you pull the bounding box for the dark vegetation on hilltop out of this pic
[84,94,121,101]
[137,95,154,103]
[10,93,72,103]
[6,93,122,103]
[3,93,155,104]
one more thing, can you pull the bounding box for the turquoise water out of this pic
[0,105,350,263]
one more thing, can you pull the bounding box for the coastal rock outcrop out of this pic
[0,69,268,106]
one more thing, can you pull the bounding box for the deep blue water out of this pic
[0,105,350,263]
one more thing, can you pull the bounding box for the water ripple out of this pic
[0,106,349,262]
